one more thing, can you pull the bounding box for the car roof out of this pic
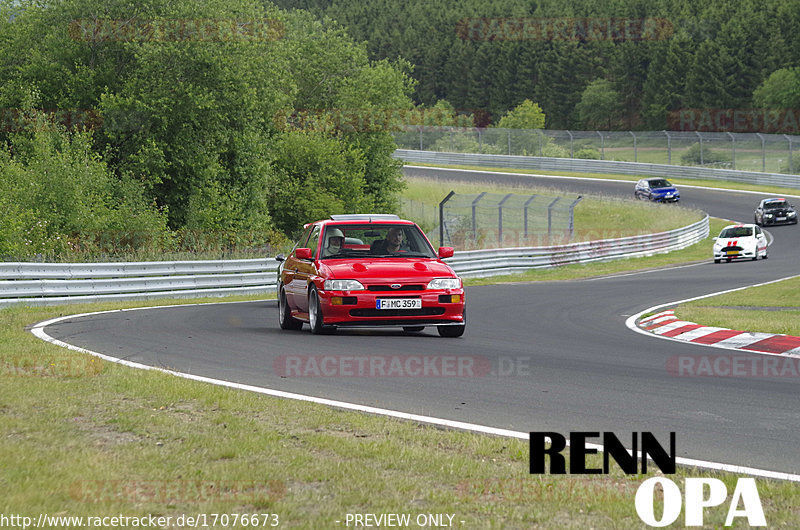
[763,198,787,203]
[304,215,415,230]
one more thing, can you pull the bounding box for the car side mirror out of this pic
[275,253,285,263]
[438,247,454,259]
[295,248,312,260]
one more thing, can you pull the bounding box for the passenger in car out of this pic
[370,226,405,254]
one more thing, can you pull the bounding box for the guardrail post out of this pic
[523,194,537,239]
[695,131,703,166]
[630,131,637,162]
[478,128,483,153]
[439,190,456,246]
[664,130,671,165]
[597,131,604,160]
[726,132,735,169]
[547,197,560,241]
[567,130,574,158]
[568,195,583,240]
[784,134,793,174]
[507,130,511,155]
[756,133,765,172]
[419,126,423,151]
[498,193,512,244]
[472,192,487,244]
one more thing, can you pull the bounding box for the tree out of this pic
[575,79,621,129]
[753,67,800,108]
[496,99,546,130]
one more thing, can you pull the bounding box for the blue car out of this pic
[634,178,680,203]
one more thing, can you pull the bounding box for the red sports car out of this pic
[275,214,466,337]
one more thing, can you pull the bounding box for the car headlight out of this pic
[765,213,773,218]
[323,279,365,291]
[789,212,797,217]
[427,278,462,290]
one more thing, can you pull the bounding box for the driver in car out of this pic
[324,228,345,256]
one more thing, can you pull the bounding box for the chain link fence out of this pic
[431,191,582,249]
[393,128,800,175]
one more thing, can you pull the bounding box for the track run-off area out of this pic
[35,166,800,478]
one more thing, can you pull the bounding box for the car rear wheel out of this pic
[278,285,303,330]
[308,286,335,335]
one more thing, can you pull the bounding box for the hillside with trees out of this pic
[273,0,800,130]
[0,0,416,259]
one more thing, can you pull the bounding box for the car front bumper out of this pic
[317,288,465,326]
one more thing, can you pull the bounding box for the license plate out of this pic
[376,298,422,310]
[777,217,787,221]
[725,250,739,256]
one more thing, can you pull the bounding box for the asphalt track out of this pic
[41,167,800,474]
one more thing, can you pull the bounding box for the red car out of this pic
[275,214,466,337]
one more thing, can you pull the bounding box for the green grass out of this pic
[674,276,800,336]
[402,175,706,249]
[4,299,800,528]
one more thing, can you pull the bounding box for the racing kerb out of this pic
[0,216,708,306]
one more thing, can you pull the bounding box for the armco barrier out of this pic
[0,258,279,307]
[394,149,800,190]
[447,215,708,278]
[0,216,708,307]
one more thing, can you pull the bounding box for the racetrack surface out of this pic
[42,167,800,474]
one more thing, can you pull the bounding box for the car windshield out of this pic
[719,226,753,238]
[764,200,789,209]
[319,223,437,259]
[648,179,672,188]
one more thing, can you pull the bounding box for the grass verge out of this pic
[3,297,800,528]
[674,276,800,336]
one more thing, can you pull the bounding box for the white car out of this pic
[713,224,768,263]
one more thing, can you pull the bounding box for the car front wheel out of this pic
[308,286,334,335]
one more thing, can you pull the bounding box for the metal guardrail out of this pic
[0,258,279,307]
[0,217,708,306]
[395,149,800,190]
[447,215,709,278]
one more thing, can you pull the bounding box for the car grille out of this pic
[367,285,425,291]
[724,246,743,251]
[349,308,445,317]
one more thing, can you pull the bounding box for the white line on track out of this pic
[29,301,800,482]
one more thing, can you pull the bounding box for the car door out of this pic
[284,225,315,311]
[754,225,766,253]
[290,225,321,314]
[755,202,763,224]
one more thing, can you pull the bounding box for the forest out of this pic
[274,0,800,130]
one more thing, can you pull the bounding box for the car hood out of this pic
[321,259,457,281]
[715,236,756,246]
[651,186,678,193]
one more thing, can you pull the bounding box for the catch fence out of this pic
[437,191,582,248]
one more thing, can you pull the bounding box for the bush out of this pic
[780,154,800,175]
[574,147,601,159]
[680,142,732,167]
